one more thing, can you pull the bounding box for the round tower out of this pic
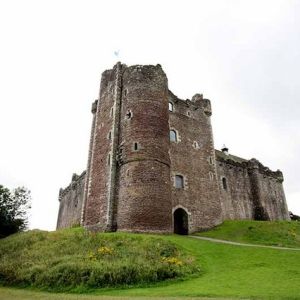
[116,64,172,233]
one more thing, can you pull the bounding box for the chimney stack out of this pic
[221,145,229,155]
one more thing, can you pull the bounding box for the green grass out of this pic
[1,222,300,299]
[0,228,197,292]
[196,220,300,248]
[98,235,300,299]
[0,287,230,300]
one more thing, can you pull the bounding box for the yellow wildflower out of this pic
[162,256,183,266]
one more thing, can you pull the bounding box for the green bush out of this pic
[0,228,198,291]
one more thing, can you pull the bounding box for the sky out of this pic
[0,0,299,230]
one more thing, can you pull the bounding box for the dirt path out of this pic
[191,235,300,251]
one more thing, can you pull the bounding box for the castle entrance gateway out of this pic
[173,208,189,235]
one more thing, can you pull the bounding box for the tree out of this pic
[289,211,300,221]
[0,185,31,238]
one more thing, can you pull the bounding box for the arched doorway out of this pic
[173,208,189,235]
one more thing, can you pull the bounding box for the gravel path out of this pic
[191,235,300,251]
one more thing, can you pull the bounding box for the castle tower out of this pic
[116,65,172,233]
[57,63,290,232]
[82,63,172,232]
[247,159,290,221]
[82,63,123,231]
[168,93,223,233]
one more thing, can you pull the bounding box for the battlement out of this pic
[98,63,168,109]
[58,171,86,201]
[91,100,98,113]
[248,158,284,182]
[215,150,284,182]
[168,90,212,119]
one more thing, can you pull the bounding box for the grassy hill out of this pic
[0,228,197,292]
[196,220,300,248]
[1,221,300,299]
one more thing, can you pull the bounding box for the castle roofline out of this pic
[215,149,283,181]
[215,149,247,164]
[101,62,165,76]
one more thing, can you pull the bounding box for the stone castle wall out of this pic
[57,172,86,229]
[168,92,222,232]
[247,159,289,220]
[216,150,254,220]
[56,63,290,232]
[216,150,290,221]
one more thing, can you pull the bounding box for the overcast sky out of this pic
[0,0,299,230]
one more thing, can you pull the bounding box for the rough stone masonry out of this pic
[56,63,290,234]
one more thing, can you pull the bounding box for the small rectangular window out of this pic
[222,177,227,190]
[175,175,184,189]
[193,141,199,149]
[126,110,132,119]
[170,130,177,142]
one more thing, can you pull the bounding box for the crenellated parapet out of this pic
[247,158,284,182]
[58,171,86,201]
[191,93,212,116]
[91,100,98,114]
[216,150,284,182]
[168,91,212,119]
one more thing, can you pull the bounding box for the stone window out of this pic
[107,154,111,166]
[193,141,199,149]
[187,111,191,117]
[125,110,132,119]
[175,175,184,189]
[133,142,139,151]
[108,131,112,140]
[209,172,214,181]
[124,89,128,96]
[169,102,174,112]
[209,156,213,165]
[222,177,227,190]
[170,130,177,142]
[110,107,114,118]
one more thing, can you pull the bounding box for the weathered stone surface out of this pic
[168,91,222,232]
[56,171,86,229]
[56,63,290,232]
[216,151,290,221]
[116,65,172,233]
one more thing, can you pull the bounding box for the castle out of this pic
[56,63,290,234]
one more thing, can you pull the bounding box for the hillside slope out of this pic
[0,228,197,291]
[196,220,300,248]
[1,222,300,299]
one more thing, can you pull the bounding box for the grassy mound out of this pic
[1,229,300,299]
[0,228,198,291]
[196,220,300,248]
